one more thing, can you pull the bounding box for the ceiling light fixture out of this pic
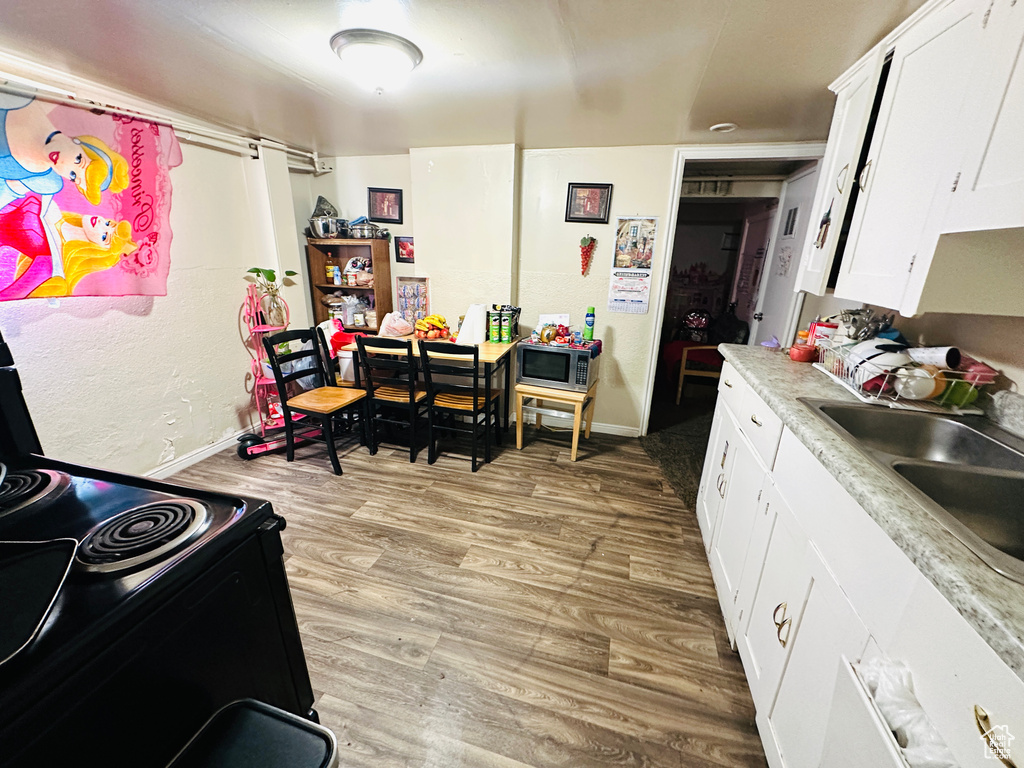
[709,123,739,133]
[330,29,423,93]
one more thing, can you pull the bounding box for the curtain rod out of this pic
[0,70,319,168]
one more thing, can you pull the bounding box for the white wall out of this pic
[519,146,678,434]
[409,145,520,322]
[0,142,283,474]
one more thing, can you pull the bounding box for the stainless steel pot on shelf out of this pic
[309,217,349,239]
[349,222,381,238]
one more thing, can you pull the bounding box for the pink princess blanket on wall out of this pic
[0,91,182,300]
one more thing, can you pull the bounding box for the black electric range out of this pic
[0,332,315,767]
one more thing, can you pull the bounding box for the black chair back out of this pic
[263,328,330,398]
[355,336,418,397]
[315,326,339,387]
[419,341,481,402]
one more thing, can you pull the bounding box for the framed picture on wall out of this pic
[565,183,613,224]
[368,187,403,224]
[395,236,415,263]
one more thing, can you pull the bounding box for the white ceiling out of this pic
[0,0,927,157]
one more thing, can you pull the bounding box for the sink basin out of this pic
[816,403,1024,471]
[803,399,1024,583]
[893,463,1024,565]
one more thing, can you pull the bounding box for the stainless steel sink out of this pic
[803,399,1024,583]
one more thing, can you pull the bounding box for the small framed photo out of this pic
[565,183,613,224]
[394,235,415,263]
[368,187,403,224]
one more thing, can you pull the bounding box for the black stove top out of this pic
[0,454,272,684]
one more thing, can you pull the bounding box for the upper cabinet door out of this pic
[944,0,1024,232]
[796,50,884,296]
[834,0,987,310]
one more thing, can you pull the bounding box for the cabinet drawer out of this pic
[738,385,783,469]
[884,576,1024,768]
[718,361,745,414]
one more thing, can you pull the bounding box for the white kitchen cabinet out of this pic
[708,436,769,640]
[834,0,987,311]
[817,657,907,768]
[943,0,1024,233]
[758,542,871,768]
[736,484,812,715]
[883,576,1024,767]
[796,48,884,296]
[695,406,737,550]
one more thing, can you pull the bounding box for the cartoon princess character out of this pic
[0,91,129,288]
[0,201,136,299]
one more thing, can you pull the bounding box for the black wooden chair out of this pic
[263,328,367,475]
[419,341,501,472]
[355,336,429,463]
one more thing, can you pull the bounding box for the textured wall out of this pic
[409,145,520,323]
[518,146,677,434]
[0,143,276,473]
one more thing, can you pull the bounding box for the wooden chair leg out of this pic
[323,416,342,475]
[676,353,688,405]
[515,392,524,450]
[585,394,595,439]
[482,408,491,466]
[427,408,438,464]
[409,404,418,463]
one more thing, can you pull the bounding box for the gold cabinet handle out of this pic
[750,414,763,427]
[976,705,1017,767]
[773,601,788,626]
[776,617,792,648]
[723,379,733,388]
[836,163,850,194]
[720,441,729,469]
[858,159,874,192]
[717,474,726,499]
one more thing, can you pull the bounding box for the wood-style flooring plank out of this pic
[173,430,766,767]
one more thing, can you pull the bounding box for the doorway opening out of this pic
[647,157,817,435]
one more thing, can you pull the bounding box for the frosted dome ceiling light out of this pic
[709,122,739,133]
[330,29,423,92]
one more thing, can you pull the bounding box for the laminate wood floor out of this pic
[172,428,767,767]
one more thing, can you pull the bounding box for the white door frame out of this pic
[640,142,826,437]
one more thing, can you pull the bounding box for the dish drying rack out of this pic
[812,339,994,415]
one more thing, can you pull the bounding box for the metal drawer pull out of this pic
[723,379,733,388]
[720,440,729,469]
[750,414,763,427]
[858,159,874,192]
[776,617,792,648]
[836,163,849,193]
[975,705,1017,767]
[717,474,726,499]
[773,601,788,626]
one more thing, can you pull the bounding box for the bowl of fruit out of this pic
[414,315,450,340]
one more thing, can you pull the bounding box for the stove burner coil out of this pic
[77,499,209,573]
[0,467,69,519]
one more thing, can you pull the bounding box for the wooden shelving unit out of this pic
[305,238,393,332]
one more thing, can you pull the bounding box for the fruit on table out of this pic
[414,314,449,339]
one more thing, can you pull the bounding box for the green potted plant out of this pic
[246,267,297,328]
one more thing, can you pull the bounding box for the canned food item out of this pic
[489,312,501,342]
[499,311,511,343]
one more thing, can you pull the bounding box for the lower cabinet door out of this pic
[760,543,871,768]
[818,657,906,768]
[696,405,734,550]
[708,433,768,640]
[737,487,811,714]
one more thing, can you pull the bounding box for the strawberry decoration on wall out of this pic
[580,235,596,276]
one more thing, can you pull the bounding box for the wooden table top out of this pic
[342,335,516,365]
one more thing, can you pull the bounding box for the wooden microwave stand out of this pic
[305,237,393,332]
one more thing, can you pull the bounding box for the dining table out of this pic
[341,335,517,432]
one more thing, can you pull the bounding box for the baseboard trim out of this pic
[147,429,248,479]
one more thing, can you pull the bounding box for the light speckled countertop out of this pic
[720,344,1024,682]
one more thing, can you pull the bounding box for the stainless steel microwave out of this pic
[515,342,599,393]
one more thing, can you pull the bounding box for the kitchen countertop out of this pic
[719,344,1024,682]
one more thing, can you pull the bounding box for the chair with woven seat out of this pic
[262,328,367,475]
[355,335,429,462]
[419,341,501,472]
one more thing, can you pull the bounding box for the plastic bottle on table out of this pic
[583,307,596,341]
